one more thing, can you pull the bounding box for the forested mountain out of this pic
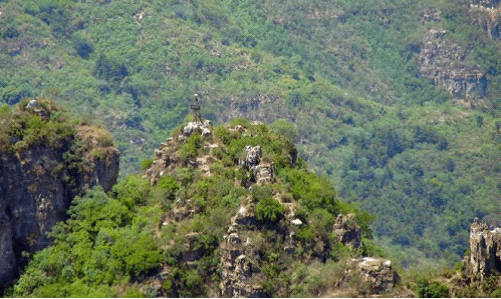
[6,115,402,297]
[2,0,501,270]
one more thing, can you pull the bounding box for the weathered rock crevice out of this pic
[471,0,501,9]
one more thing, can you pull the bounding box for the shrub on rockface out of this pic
[180,133,203,160]
[417,280,449,298]
[12,185,163,297]
[0,98,78,152]
[256,197,285,223]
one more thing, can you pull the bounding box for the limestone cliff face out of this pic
[0,121,119,290]
[463,218,501,281]
[419,29,488,99]
[220,207,268,298]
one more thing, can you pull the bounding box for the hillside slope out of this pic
[2,0,501,266]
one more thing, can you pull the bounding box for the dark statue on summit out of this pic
[190,93,202,124]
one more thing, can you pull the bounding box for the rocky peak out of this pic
[463,218,501,281]
[182,120,212,138]
[140,119,400,297]
[143,121,215,185]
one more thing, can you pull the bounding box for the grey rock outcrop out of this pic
[419,29,488,99]
[220,206,265,298]
[183,120,212,137]
[463,218,501,281]
[144,137,182,185]
[243,146,262,167]
[24,99,50,120]
[348,257,400,294]
[240,146,275,185]
[0,134,119,291]
[334,214,361,248]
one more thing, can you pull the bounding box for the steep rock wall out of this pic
[463,218,501,281]
[0,133,119,291]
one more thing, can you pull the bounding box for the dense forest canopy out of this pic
[2,0,501,268]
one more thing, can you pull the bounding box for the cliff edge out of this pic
[0,98,119,291]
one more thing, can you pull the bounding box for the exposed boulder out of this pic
[243,145,262,167]
[463,218,501,281]
[25,99,38,109]
[254,162,275,185]
[419,29,488,99]
[240,146,275,185]
[24,99,50,120]
[183,120,212,137]
[334,214,361,248]
[347,257,400,294]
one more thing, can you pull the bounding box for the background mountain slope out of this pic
[2,0,501,267]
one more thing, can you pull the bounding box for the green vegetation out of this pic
[2,0,501,273]
[255,196,284,222]
[0,98,78,152]
[0,97,115,180]
[12,121,378,297]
